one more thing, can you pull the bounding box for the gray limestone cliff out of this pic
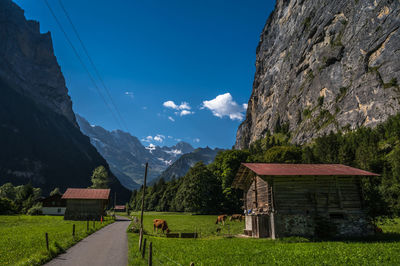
[236,0,400,149]
[0,0,76,124]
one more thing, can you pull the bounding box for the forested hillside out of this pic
[152,147,222,184]
[130,114,400,217]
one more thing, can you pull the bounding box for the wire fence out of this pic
[138,230,186,266]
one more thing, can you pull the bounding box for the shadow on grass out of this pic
[277,233,400,244]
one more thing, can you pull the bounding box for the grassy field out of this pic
[0,215,113,266]
[128,212,400,265]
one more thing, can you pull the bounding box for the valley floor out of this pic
[0,215,113,265]
[128,212,400,265]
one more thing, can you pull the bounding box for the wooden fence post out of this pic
[141,238,147,259]
[87,220,89,231]
[72,224,75,238]
[148,242,152,266]
[45,232,49,251]
[139,228,143,250]
[140,162,148,231]
[93,219,95,229]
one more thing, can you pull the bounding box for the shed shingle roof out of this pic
[242,163,379,176]
[62,188,110,200]
[232,163,379,190]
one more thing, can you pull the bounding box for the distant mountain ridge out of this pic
[76,115,195,189]
[153,147,223,184]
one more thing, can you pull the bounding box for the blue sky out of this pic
[15,0,275,149]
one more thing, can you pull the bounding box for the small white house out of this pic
[40,194,66,215]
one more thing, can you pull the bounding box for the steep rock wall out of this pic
[236,0,400,149]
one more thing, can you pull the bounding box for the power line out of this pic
[57,0,129,131]
[43,0,124,130]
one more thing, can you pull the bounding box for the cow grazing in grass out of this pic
[230,214,244,222]
[215,215,227,225]
[153,219,170,234]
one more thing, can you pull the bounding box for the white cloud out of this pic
[142,134,165,143]
[243,103,248,110]
[142,106,148,110]
[153,134,165,142]
[193,138,200,143]
[141,136,153,142]
[168,116,175,122]
[163,100,192,112]
[168,136,173,139]
[178,102,191,110]
[124,91,134,99]
[180,110,194,116]
[202,93,247,120]
[163,100,178,109]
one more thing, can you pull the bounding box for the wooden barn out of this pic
[62,188,110,220]
[232,163,378,238]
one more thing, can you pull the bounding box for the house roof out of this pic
[241,163,379,176]
[232,163,379,190]
[62,188,110,200]
[40,194,66,207]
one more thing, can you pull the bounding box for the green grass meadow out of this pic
[0,215,113,265]
[128,213,400,265]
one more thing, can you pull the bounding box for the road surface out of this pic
[45,216,131,266]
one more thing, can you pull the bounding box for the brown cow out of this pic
[230,214,244,222]
[153,219,170,234]
[215,215,227,225]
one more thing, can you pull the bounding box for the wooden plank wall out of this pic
[246,176,269,210]
[273,175,363,215]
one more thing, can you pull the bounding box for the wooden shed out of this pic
[62,188,110,220]
[232,163,378,238]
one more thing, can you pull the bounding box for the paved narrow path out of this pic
[46,216,131,266]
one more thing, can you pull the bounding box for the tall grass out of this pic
[0,215,113,265]
[129,212,243,238]
[128,213,400,265]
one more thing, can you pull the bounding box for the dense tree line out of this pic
[0,165,109,215]
[133,114,400,217]
[0,183,43,215]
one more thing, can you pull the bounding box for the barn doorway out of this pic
[246,215,270,238]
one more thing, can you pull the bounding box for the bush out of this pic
[0,197,17,214]
[27,203,43,215]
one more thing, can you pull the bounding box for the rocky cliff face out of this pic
[236,0,400,149]
[0,0,130,202]
[0,0,76,124]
